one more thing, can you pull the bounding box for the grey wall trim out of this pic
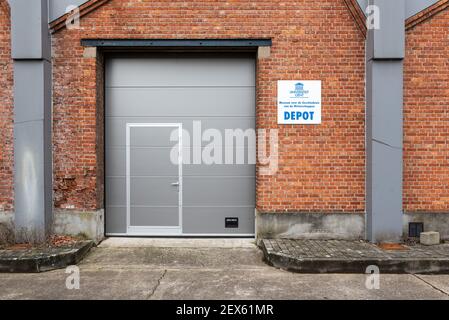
[10,0,52,241]
[365,0,405,243]
[81,39,272,48]
[9,0,50,60]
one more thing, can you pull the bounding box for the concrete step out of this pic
[261,239,449,274]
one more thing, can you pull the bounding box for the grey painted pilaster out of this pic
[366,0,405,242]
[10,0,52,241]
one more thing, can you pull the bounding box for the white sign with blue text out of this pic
[278,80,322,125]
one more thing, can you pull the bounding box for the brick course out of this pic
[0,0,13,212]
[52,0,366,213]
[404,7,449,212]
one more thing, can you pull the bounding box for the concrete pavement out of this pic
[0,238,449,300]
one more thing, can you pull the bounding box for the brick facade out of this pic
[51,0,366,214]
[404,7,449,212]
[0,0,13,213]
[0,0,446,221]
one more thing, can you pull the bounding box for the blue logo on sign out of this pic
[290,82,309,97]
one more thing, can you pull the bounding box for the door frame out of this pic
[125,123,183,236]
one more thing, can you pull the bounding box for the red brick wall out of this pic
[52,0,366,213]
[0,0,13,212]
[404,8,449,212]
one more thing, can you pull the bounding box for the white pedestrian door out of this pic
[125,123,182,235]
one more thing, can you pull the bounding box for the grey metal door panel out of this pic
[127,124,181,232]
[107,177,180,207]
[105,207,127,234]
[106,56,256,87]
[105,54,256,236]
[130,207,179,227]
[130,177,179,207]
[130,127,177,147]
[106,118,255,148]
[107,147,177,177]
[106,87,256,117]
[107,147,255,177]
[105,147,125,177]
[183,177,256,207]
[106,177,126,207]
[183,207,255,234]
[184,163,255,177]
[131,148,178,176]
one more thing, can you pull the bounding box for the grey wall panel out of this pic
[370,61,403,147]
[183,207,255,234]
[14,62,46,122]
[367,0,405,60]
[366,0,405,242]
[14,120,46,230]
[11,1,53,239]
[370,141,403,240]
[42,59,52,232]
[10,0,50,60]
[106,56,256,87]
[106,88,256,117]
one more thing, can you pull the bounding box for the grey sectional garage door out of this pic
[105,53,256,236]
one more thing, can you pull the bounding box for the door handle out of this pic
[171,182,180,187]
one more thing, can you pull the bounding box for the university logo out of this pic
[290,82,309,98]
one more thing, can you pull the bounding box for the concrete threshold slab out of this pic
[261,239,449,274]
[100,237,257,249]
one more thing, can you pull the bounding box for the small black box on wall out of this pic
[225,218,239,229]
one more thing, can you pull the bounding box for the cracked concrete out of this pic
[148,270,167,299]
[412,275,449,297]
[0,238,449,300]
